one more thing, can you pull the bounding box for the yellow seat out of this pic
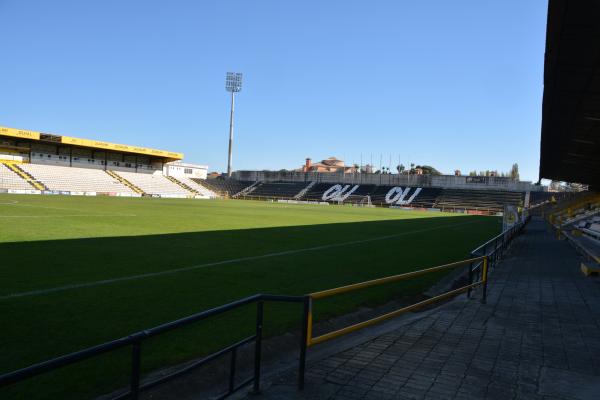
[581,262,600,277]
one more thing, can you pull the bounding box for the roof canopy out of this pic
[539,0,600,185]
[0,126,183,161]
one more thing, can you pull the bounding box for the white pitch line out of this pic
[1,200,136,217]
[0,218,483,301]
[0,214,137,218]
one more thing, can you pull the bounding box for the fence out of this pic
[0,294,309,400]
[305,256,488,347]
[231,170,543,192]
[235,194,502,216]
[0,219,529,399]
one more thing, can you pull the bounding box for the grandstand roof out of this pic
[539,0,600,186]
[0,125,183,161]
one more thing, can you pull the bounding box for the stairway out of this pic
[233,181,262,198]
[294,181,316,199]
[2,162,47,190]
[166,176,198,195]
[105,170,146,195]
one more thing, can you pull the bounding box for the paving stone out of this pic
[248,219,600,400]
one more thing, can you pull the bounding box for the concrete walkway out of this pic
[247,218,600,400]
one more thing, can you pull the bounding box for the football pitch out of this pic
[0,194,501,399]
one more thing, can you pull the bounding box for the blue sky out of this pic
[0,1,547,181]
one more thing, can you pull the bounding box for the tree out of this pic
[510,163,519,180]
[415,165,442,175]
[396,164,405,174]
[469,170,477,176]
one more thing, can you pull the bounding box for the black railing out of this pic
[0,293,310,400]
[1,217,531,399]
[467,216,531,302]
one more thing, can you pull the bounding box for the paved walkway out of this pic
[249,218,600,399]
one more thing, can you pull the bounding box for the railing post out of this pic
[130,340,142,400]
[298,296,310,390]
[467,259,474,299]
[252,301,264,394]
[481,256,489,304]
[229,347,237,394]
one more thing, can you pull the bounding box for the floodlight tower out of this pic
[225,72,243,177]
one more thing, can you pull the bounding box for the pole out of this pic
[252,301,264,394]
[298,296,310,390]
[481,256,489,304]
[227,91,235,177]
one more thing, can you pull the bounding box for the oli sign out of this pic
[385,187,422,205]
[321,184,422,205]
[322,184,359,201]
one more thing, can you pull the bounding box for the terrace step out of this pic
[2,162,48,190]
[166,175,199,195]
[105,170,146,195]
[294,181,316,199]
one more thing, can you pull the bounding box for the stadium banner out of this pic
[0,188,8,193]
[277,199,330,206]
[466,176,488,184]
[503,205,519,230]
[69,191,85,196]
[60,136,183,159]
[467,210,488,215]
[84,192,97,196]
[8,189,41,194]
[0,126,40,140]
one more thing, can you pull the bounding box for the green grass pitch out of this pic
[0,194,501,399]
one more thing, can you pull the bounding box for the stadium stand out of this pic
[193,178,254,197]
[243,182,308,199]
[301,183,376,202]
[529,191,573,207]
[434,189,523,213]
[114,171,192,197]
[576,216,600,240]
[0,163,36,190]
[170,176,217,198]
[369,186,441,208]
[19,163,135,194]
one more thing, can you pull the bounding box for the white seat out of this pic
[116,171,192,196]
[19,164,135,193]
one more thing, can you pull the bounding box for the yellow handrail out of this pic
[306,256,488,346]
[310,256,486,299]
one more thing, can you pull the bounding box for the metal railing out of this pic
[467,216,530,300]
[305,256,488,347]
[235,194,501,215]
[305,217,531,347]
[0,218,530,399]
[0,294,309,399]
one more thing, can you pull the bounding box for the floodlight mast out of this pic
[225,72,243,177]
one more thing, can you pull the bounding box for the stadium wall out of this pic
[231,171,544,192]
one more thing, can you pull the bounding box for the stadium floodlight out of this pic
[225,72,243,177]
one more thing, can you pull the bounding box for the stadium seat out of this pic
[192,178,254,197]
[0,163,35,190]
[19,163,136,194]
[114,171,193,196]
[242,182,309,199]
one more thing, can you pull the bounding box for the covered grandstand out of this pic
[0,124,570,214]
[0,125,215,198]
